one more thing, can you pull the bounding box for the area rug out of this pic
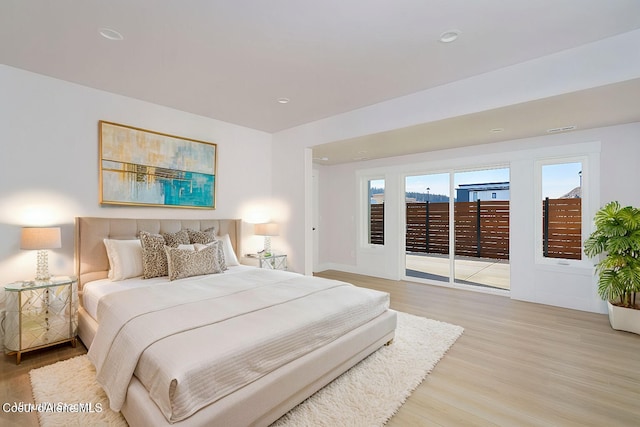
[30,312,463,426]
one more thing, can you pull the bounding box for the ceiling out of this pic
[313,78,640,164]
[2,1,640,162]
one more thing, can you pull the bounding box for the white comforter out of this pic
[87,268,390,423]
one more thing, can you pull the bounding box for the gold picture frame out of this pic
[99,121,217,209]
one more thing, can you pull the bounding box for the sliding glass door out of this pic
[404,167,510,291]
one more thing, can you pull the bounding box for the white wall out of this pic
[0,65,273,305]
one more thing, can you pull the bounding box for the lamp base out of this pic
[263,236,272,257]
[35,249,51,281]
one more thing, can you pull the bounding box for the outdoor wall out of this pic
[0,65,273,305]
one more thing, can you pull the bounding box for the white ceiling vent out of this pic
[546,125,577,133]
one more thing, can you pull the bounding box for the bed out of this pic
[75,217,397,427]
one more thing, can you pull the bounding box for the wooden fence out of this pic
[370,203,385,245]
[406,202,450,255]
[372,198,581,261]
[543,197,582,260]
[406,201,510,259]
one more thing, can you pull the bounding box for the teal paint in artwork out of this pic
[162,172,215,207]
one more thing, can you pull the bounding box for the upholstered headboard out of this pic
[75,217,242,289]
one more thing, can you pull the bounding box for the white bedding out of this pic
[82,265,255,320]
[86,268,390,423]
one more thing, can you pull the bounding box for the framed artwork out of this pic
[99,121,217,209]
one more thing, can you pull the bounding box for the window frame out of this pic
[534,155,590,267]
[360,175,386,248]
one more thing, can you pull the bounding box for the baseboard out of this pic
[314,263,398,281]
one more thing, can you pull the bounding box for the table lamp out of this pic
[21,227,62,281]
[254,223,279,256]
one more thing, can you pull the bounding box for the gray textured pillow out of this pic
[196,240,227,271]
[162,229,190,247]
[186,227,216,244]
[165,244,222,281]
[139,231,169,278]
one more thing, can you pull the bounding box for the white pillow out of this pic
[219,234,239,266]
[103,239,144,281]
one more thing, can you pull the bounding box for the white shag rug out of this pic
[30,312,463,427]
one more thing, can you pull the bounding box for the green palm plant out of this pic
[584,201,640,308]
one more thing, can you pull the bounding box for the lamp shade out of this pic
[20,227,62,250]
[254,223,279,236]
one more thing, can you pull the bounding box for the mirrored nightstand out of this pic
[242,254,288,271]
[4,276,78,364]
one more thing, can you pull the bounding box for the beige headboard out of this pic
[75,217,242,289]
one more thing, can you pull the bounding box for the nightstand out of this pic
[242,254,288,270]
[4,276,78,364]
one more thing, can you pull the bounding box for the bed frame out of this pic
[74,217,397,427]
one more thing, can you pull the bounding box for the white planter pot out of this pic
[607,301,640,335]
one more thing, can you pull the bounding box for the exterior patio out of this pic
[406,253,510,290]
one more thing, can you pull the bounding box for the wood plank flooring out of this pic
[0,341,86,426]
[1,270,639,426]
[317,270,640,427]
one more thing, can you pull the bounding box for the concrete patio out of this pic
[406,253,510,290]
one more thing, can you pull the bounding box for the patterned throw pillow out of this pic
[213,240,228,271]
[195,240,227,271]
[186,227,216,244]
[161,229,190,247]
[139,231,169,278]
[165,244,222,281]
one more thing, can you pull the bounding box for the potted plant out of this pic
[584,201,640,334]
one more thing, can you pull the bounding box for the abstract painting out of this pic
[99,121,217,209]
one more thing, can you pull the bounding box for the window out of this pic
[368,179,385,245]
[540,161,583,261]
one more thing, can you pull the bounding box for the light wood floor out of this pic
[2,271,639,426]
[0,340,87,426]
[316,270,640,427]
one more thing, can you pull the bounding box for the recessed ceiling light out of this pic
[277,97,290,104]
[313,156,329,161]
[439,30,460,43]
[99,27,124,41]
[491,128,504,133]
